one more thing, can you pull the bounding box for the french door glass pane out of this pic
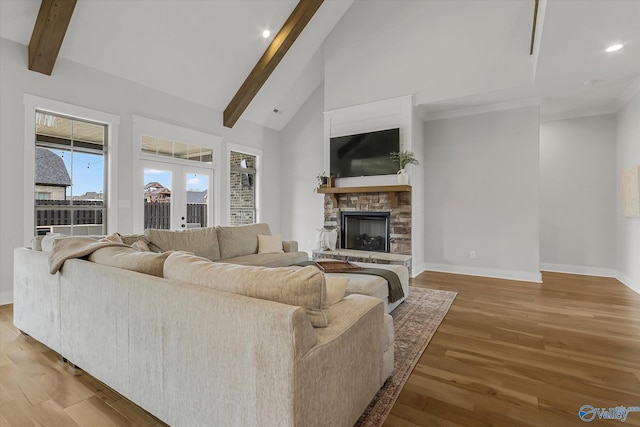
[185,173,208,228]
[144,168,172,229]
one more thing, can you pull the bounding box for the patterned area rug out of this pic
[355,286,457,426]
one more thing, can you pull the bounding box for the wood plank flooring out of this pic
[387,271,640,426]
[1,271,639,426]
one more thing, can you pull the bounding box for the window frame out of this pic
[23,95,119,243]
[132,116,222,233]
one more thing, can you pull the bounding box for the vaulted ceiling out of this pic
[1,0,638,130]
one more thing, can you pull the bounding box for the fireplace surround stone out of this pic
[323,189,411,255]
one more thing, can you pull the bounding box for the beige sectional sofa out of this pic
[142,223,309,267]
[13,224,394,426]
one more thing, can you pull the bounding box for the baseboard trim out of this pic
[0,291,13,306]
[412,263,428,278]
[617,271,640,295]
[539,263,617,278]
[424,263,542,283]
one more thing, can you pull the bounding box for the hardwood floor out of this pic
[0,305,168,427]
[1,271,639,426]
[387,271,640,426]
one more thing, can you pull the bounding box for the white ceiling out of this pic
[1,0,639,130]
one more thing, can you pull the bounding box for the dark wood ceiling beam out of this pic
[529,0,539,55]
[223,0,324,128]
[29,0,77,75]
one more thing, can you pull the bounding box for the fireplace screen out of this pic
[341,212,390,253]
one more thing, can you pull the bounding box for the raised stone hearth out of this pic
[312,249,412,274]
[322,187,411,255]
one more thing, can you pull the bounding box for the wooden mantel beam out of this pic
[28,0,77,75]
[223,0,324,128]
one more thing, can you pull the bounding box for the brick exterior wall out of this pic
[35,185,66,200]
[324,191,412,255]
[229,151,256,226]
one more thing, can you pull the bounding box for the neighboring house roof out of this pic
[35,148,71,187]
[144,182,164,190]
[187,190,207,204]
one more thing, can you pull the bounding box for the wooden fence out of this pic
[35,200,207,230]
[35,200,104,226]
[144,202,207,229]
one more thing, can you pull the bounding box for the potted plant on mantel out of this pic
[314,171,335,192]
[390,151,419,185]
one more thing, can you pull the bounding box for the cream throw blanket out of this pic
[48,236,128,274]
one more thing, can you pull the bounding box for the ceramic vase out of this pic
[397,169,409,185]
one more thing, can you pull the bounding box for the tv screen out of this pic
[330,128,400,178]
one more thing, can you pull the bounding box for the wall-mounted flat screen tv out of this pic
[330,128,400,178]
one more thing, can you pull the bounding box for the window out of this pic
[141,135,213,164]
[229,150,257,226]
[34,111,107,236]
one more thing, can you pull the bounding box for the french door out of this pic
[141,159,213,230]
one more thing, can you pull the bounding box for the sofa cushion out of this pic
[88,246,172,277]
[221,252,309,268]
[164,251,330,327]
[258,234,284,254]
[144,227,220,261]
[216,223,271,259]
[325,277,349,306]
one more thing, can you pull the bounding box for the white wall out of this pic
[280,84,326,253]
[0,37,282,304]
[323,0,533,111]
[616,87,640,293]
[539,115,617,276]
[423,106,541,282]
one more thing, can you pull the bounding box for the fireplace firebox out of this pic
[340,212,391,253]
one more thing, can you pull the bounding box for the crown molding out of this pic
[540,104,618,123]
[423,98,541,122]
[615,75,640,112]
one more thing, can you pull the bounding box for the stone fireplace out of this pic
[341,211,390,252]
[323,188,411,255]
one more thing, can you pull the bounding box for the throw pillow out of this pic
[164,252,330,327]
[101,233,123,244]
[325,277,349,306]
[30,236,44,251]
[41,233,64,253]
[131,239,151,252]
[258,234,284,254]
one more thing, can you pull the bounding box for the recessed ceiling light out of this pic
[262,30,271,39]
[605,44,623,53]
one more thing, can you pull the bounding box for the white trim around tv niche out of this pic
[323,95,413,188]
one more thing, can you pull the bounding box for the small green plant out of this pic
[313,171,329,192]
[316,171,329,186]
[390,151,419,169]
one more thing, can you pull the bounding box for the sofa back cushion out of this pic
[217,223,271,259]
[164,251,329,327]
[144,227,221,261]
[88,246,173,277]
